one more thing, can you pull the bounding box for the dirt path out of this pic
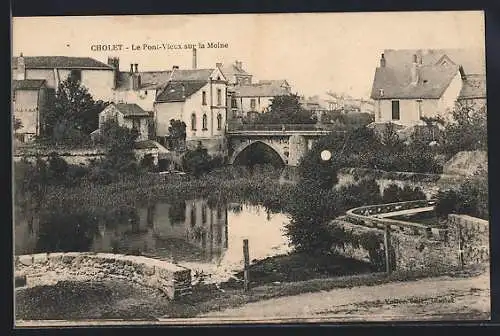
[197,272,490,322]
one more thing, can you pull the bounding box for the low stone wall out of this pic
[334,213,489,273]
[14,252,192,300]
[337,168,464,199]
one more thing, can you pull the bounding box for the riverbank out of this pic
[15,262,487,321]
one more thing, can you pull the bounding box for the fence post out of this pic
[243,239,250,291]
[384,225,391,275]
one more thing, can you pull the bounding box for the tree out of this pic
[168,119,187,150]
[13,117,23,131]
[182,143,212,177]
[96,120,140,176]
[254,94,317,124]
[442,102,487,156]
[41,76,109,144]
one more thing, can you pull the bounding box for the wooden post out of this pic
[243,239,250,291]
[458,225,464,269]
[384,225,391,275]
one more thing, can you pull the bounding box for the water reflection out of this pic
[15,199,291,283]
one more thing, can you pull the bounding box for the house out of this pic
[220,61,253,86]
[12,79,49,142]
[98,103,150,141]
[153,65,228,156]
[110,58,172,112]
[231,80,291,118]
[12,54,115,101]
[370,49,486,125]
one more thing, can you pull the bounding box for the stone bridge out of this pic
[14,252,192,300]
[226,124,335,166]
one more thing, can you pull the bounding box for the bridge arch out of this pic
[228,140,288,165]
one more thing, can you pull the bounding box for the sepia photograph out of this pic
[11,11,489,326]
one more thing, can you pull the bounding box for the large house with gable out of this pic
[370,49,486,125]
[153,66,228,156]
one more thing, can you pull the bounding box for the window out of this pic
[217,89,222,106]
[231,97,238,108]
[191,113,197,130]
[69,69,82,82]
[417,100,423,119]
[391,100,400,120]
[190,206,196,227]
[144,90,148,95]
[132,119,140,131]
[202,91,207,105]
[202,205,207,224]
[202,114,208,130]
[12,90,16,102]
[217,113,222,130]
[250,98,256,110]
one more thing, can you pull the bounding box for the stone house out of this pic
[12,79,49,142]
[12,54,116,101]
[232,79,291,119]
[153,66,228,156]
[370,49,486,126]
[98,103,150,141]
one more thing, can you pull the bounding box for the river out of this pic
[14,198,292,284]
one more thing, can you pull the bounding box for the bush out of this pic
[337,178,383,212]
[382,183,426,203]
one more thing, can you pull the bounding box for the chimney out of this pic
[107,57,120,89]
[192,48,197,69]
[129,63,134,74]
[380,53,386,68]
[410,54,419,85]
[132,74,141,90]
[16,53,26,80]
[235,61,242,70]
[134,63,138,73]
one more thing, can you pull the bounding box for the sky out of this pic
[12,11,485,100]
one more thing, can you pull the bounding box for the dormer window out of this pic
[379,89,384,97]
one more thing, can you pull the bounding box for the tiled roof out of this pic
[155,81,207,102]
[382,49,485,75]
[170,69,214,81]
[114,103,149,117]
[220,63,250,77]
[115,71,172,90]
[458,74,487,99]
[258,79,289,87]
[234,82,290,97]
[12,79,46,90]
[371,49,486,100]
[12,56,113,70]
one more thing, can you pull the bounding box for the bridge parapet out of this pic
[345,199,447,240]
[14,252,192,300]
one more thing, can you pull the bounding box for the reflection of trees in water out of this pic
[36,208,100,253]
[168,200,186,224]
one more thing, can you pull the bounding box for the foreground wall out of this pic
[14,252,192,300]
[335,213,489,272]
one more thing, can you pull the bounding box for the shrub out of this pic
[382,183,427,203]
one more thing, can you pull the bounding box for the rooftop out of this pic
[12,79,46,90]
[459,74,487,99]
[155,81,207,102]
[113,103,150,117]
[12,56,113,70]
[371,49,486,100]
[234,81,291,97]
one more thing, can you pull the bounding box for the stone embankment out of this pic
[14,252,192,300]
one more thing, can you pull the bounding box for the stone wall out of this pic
[334,213,489,273]
[14,252,192,300]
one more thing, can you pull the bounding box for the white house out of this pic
[153,66,228,156]
[98,103,150,141]
[370,49,486,126]
[12,54,116,101]
[231,80,291,119]
[12,79,49,142]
